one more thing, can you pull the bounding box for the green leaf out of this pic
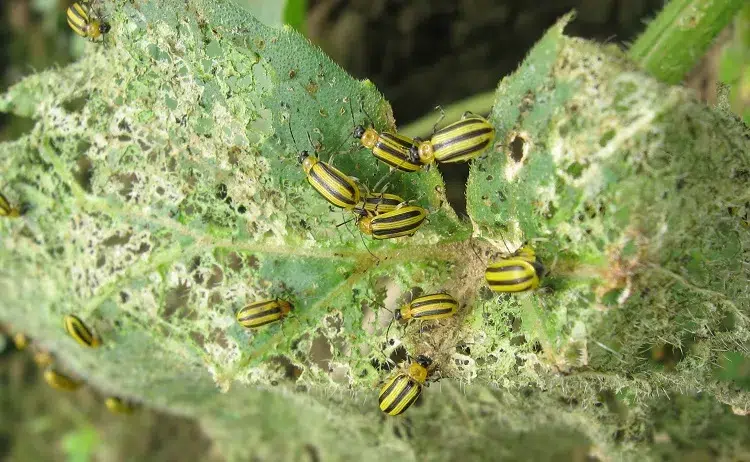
[62,426,99,462]
[2,2,750,461]
[1,2,466,456]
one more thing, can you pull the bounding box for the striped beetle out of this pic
[485,244,545,293]
[353,192,405,217]
[105,397,138,414]
[395,293,458,321]
[378,355,432,416]
[0,192,20,218]
[288,121,362,210]
[350,99,422,173]
[43,367,82,391]
[299,150,362,210]
[356,205,427,240]
[236,298,293,329]
[63,314,101,348]
[409,112,494,166]
[67,2,110,41]
[354,126,423,172]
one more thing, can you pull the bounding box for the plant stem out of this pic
[628,0,745,84]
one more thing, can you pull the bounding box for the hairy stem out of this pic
[628,0,745,84]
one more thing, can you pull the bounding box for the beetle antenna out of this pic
[340,214,379,262]
[305,132,317,152]
[384,318,395,351]
[287,122,297,148]
[431,105,446,134]
[359,98,375,128]
[286,114,306,165]
[358,227,379,262]
[336,216,356,228]
[348,97,357,127]
[497,230,512,254]
[325,130,356,165]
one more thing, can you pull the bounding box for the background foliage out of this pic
[0,0,749,461]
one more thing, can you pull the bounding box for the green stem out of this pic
[628,0,745,84]
[399,90,495,138]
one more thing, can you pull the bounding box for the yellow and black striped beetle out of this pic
[350,99,422,172]
[12,332,28,350]
[298,149,361,210]
[353,192,405,217]
[512,244,540,265]
[105,397,137,414]
[356,205,427,240]
[63,314,101,348]
[485,244,545,293]
[43,367,82,391]
[395,293,459,321]
[378,355,432,416]
[236,298,293,329]
[409,112,495,166]
[0,192,20,218]
[67,2,110,41]
[287,120,362,210]
[353,125,423,172]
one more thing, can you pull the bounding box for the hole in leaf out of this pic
[437,162,469,219]
[205,264,224,288]
[102,231,132,247]
[0,113,34,142]
[544,202,558,219]
[330,365,349,383]
[309,333,333,371]
[509,135,526,162]
[216,183,227,200]
[189,331,206,349]
[402,287,424,306]
[113,172,138,199]
[566,161,586,179]
[74,155,94,193]
[62,95,88,113]
[648,343,684,371]
[268,356,303,381]
[718,312,737,332]
[223,251,244,272]
[163,280,191,319]
[303,444,320,462]
[388,345,408,365]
